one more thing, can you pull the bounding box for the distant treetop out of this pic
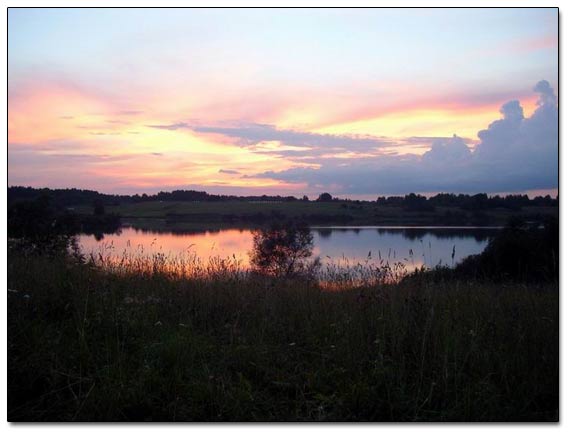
[316,192,333,202]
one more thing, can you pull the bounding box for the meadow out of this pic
[73,200,558,231]
[8,248,558,421]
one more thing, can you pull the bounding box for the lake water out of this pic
[78,226,498,273]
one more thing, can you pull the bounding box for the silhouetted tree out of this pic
[8,194,79,255]
[249,222,318,277]
[403,193,434,211]
[317,192,333,202]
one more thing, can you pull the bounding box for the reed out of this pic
[8,250,558,421]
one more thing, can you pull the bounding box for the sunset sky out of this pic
[8,8,558,198]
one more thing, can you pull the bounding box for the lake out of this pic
[78,226,498,273]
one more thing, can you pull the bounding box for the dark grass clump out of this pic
[8,251,558,421]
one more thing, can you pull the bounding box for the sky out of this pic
[8,8,559,198]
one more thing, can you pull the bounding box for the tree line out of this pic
[8,186,558,210]
[378,192,557,211]
[8,193,121,254]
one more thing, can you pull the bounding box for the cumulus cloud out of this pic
[422,135,471,165]
[470,79,558,189]
[254,81,558,195]
[474,100,524,160]
[534,79,557,106]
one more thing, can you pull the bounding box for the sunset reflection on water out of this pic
[78,226,494,280]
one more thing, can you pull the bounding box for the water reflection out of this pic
[375,228,496,242]
[312,227,494,271]
[80,227,254,264]
[78,226,495,274]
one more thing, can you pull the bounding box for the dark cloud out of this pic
[194,123,480,164]
[193,123,395,151]
[253,81,558,195]
[147,122,189,130]
[405,136,477,145]
[219,169,240,175]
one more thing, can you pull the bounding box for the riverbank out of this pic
[8,252,558,421]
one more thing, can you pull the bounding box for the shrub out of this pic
[455,217,558,282]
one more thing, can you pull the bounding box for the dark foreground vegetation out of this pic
[7,218,559,421]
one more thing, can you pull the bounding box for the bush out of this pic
[455,217,558,282]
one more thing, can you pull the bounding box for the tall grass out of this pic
[85,242,411,289]
[8,251,558,421]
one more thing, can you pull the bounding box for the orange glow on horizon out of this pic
[311,96,539,147]
[8,78,545,192]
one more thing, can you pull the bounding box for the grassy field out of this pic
[75,200,557,230]
[8,252,558,421]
